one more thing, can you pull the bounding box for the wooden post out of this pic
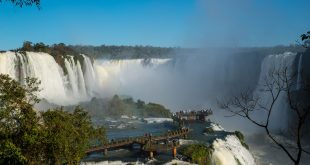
[172,146,177,158]
[149,151,154,159]
[104,148,108,156]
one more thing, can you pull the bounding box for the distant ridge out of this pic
[2,41,306,60]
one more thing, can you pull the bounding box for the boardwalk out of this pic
[86,128,189,158]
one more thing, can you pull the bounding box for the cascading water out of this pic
[0,50,300,117]
[297,54,303,90]
[253,52,297,130]
[94,58,171,97]
[212,135,255,165]
[64,56,88,100]
[0,51,171,106]
[26,52,69,104]
[83,54,99,96]
[0,51,100,105]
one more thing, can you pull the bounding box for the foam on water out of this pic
[210,123,225,131]
[212,135,255,165]
[81,160,144,165]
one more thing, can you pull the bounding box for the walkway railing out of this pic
[85,128,189,154]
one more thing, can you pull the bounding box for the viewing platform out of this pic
[85,128,190,159]
[173,109,213,122]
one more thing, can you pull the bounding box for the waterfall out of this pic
[64,56,88,100]
[65,57,79,96]
[76,60,88,97]
[0,51,170,106]
[253,52,297,130]
[212,135,255,165]
[296,54,303,90]
[0,51,102,105]
[26,52,69,104]
[94,58,171,97]
[83,54,99,96]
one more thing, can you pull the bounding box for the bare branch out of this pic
[220,62,310,165]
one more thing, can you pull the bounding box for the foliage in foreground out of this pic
[179,144,212,165]
[0,74,107,164]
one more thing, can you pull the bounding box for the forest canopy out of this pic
[0,74,106,164]
[16,41,176,59]
[65,95,172,120]
[0,0,40,7]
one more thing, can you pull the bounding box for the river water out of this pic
[83,120,230,164]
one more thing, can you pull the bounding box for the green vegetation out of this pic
[102,95,172,118]
[20,42,79,57]
[42,107,107,164]
[66,95,172,119]
[301,31,310,48]
[0,74,106,164]
[16,41,176,75]
[0,0,40,7]
[18,41,86,75]
[142,102,172,117]
[204,127,214,134]
[70,45,176,59]
[179,144,213,165]
[204,128,214,133]
[234,131,249,150]
[18,41,176,60]
[107,95,126,117]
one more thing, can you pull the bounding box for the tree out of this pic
[143,103,171,117]
[179,144,212,165]
[42,106,107,165]
[136,99,145,109]
[108,95,125,116]
[33,42,49,52]
[301,31,310,48]
[21,41,34,51]
[220,65,310,165]
[0,0,40,7]
[0,74,43,164]
[0,74,107,164]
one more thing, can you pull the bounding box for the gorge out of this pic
[0,46,308,164]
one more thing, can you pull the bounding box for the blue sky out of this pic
[0,0,309,50]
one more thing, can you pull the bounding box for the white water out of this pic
[0,52,70,104]
[94,58,171,97]
[209,123,225,131]
[253,52,297,130]
[0,51,170,106]
[81,160,144,165]
[297,54,303,90]
[0,52,99,105]
[64,56,88,100]
[143,117,173,123]
[212,135,255,165]
[164,160,197,165]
